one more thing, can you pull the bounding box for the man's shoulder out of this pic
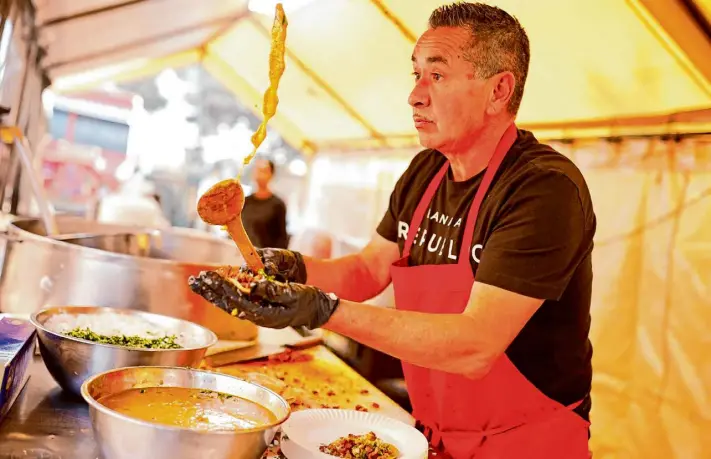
[245,193,286,205]
[511,130,590,196]
[270,194,287,206]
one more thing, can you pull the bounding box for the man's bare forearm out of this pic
[302,255,386,302]
[323,300,493,378]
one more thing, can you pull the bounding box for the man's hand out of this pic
[188,271,338,329]
[258,248,307,283]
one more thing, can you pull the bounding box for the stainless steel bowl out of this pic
[81,366,290,459]
[1,215,258,341]
[31,306,218,397]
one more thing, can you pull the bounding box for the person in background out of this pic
[242,158,288,249]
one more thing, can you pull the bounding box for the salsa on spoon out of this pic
[196,3,287,272]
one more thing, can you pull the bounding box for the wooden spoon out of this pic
[197,179,265,271]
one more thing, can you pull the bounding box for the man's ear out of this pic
[486,71,516,116]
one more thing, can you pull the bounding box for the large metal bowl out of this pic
[0,215,258,341]
[31,305,218,397]
[81,366,290,459]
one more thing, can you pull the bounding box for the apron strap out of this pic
[403,123,518,261]
[402,162,449,257]
[458,123,519,263]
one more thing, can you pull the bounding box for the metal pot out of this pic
[81,366,290,459]
[0,215,257,341]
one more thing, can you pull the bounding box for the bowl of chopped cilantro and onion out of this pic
[30,306,218,397]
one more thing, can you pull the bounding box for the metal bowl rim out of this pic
[8,217,238,268]
[30,305,219,352]
[80,365,291,435]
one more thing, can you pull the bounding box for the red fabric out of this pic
[390,124,591,458]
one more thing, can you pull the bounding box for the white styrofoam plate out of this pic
[281,409,428,459]
[280,438,314,459]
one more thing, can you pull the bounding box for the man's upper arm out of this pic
[463,282,543,369]
[352,233,400,295]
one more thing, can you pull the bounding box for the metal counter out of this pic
[0,347,413,459]
[0,357,99,459]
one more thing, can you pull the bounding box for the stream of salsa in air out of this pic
[195,3,288,276]
[242,3,288,167]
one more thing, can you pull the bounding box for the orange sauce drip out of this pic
[243,3,288,167]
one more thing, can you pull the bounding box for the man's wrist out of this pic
[293,251,308,283]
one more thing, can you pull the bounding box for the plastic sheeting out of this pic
[300,137,711,459]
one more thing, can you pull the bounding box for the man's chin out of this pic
[417,133,441,150]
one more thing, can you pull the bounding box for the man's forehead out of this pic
[412,27,470,65]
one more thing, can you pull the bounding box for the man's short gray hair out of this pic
[429,2,530,115]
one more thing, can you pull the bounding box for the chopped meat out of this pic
[319,432,399,459]
[215,265,267,294]
[267,348,314,363]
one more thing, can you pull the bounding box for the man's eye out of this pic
[412,72,421,80]
[432,73,442,81]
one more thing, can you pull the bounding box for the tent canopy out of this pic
[34,0,711,153]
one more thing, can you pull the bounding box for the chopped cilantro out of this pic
[257,268,276,282]
[64,327,182,349]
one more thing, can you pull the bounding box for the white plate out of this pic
[280,438,315,459]
[281,409,428,459]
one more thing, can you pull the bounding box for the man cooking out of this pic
[190,3,595,458]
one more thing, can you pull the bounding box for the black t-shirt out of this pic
[377,129,595,420]
[242,194,289,249]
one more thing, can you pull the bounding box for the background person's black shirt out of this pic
[242,194,289,249]
[377,129,596,420]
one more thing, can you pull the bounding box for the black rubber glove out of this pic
[257,248,307,284]
[188,271,338,330]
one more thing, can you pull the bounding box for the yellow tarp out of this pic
[46,0,711,150]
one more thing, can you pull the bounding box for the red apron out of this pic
[390,124,591,459]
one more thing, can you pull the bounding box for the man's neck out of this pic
[254,188,272,199]
[443,120,512,182]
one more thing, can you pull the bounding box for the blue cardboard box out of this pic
[0,316,36,424]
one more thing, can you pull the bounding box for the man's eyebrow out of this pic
[411,55,449,65]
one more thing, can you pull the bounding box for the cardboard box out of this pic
[0,316,36,424]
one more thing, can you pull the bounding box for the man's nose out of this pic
[408,81,430,108]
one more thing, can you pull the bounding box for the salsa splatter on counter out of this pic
[203,347,398,416]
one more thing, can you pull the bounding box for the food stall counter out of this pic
[0,344,412,459]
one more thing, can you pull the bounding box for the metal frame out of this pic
[630,0,711,96]
[0,0,28,212]
[369,0,416,43]
[0,0,50,216]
